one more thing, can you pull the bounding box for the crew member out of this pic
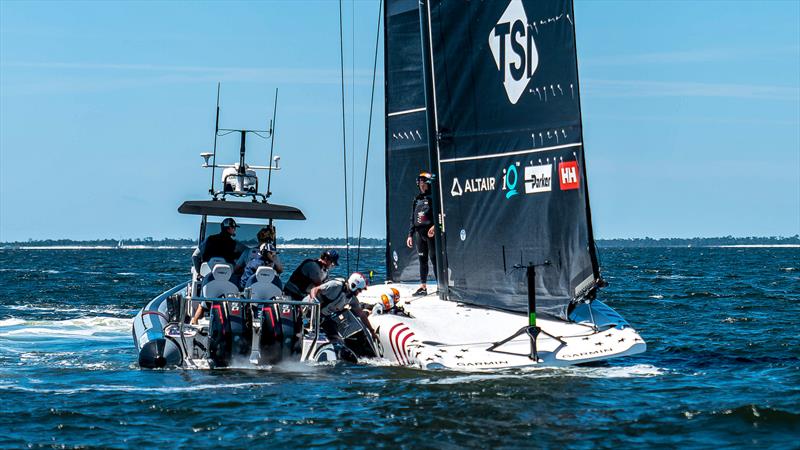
[240,243,283,290]
[406,172,436,296]
[235,225,283,276]
[191,217,248,274]
[308,272,375,345]
[368,287,405,316]
[283,250,339,300]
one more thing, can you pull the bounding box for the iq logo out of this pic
[558,161,580,190]
[501,162,520,199]
[488,0,538,104]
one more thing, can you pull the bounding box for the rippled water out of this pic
[1,246,798,448]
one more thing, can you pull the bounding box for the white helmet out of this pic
[380,287,400,310]
[347,272,368,292]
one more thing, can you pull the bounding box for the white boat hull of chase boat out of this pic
[360,284,646,371]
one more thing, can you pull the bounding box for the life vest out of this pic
[287,258,323,295]
[317,279,345,307]
[412,193,433,227]
[317,279,354,316]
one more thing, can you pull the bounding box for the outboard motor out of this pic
[247,266,288,365]
[228,302,252,358]
[208,303,232,367]
[253,303,283,365]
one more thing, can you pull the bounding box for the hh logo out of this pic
[489,0,538,104]
[558,161,579,190]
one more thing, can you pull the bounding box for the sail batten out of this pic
[440,142,583,164]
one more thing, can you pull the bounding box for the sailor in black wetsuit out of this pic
[405,172,436,296]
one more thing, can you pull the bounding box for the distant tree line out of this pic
[3,235,798,248]
[2,237,196,247]
[275,237,385,246]
[595,235,800,248]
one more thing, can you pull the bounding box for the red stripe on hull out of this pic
[388,323,405,363]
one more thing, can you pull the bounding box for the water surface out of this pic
[1,247,798,448]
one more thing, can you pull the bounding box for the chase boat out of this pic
[132,96,380,369]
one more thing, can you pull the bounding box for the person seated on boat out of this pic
[240,243,283,290]
[283,250,339,300]
[308,272,376,344]
[406,172,437,297]
[191,217,248,276]
[234,225,283,276]
[366,287,407,316]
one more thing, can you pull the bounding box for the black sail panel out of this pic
[426,0,598,319]
[385,0,432,282]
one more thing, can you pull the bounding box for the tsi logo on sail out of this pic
[488,0,538,104]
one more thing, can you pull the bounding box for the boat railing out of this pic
[188,296,318,307]
[183,293,323,362]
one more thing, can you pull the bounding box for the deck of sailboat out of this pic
[360,283,645,369]
[362,283,584,344]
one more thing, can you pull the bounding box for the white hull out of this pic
[360,283,646,371]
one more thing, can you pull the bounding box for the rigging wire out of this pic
[210,83,221,195]
[338,0,351,275]
[356,0,382,271]
[351,0,356,251]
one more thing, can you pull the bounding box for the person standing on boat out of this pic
[283,250,340,300]
[406,172,436,296]
[191,217,248,274]
[308,272,375,347]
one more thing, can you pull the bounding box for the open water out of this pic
[0,246,798,448]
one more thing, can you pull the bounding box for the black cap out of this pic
[321,249,339,266]
[221,218,240,228]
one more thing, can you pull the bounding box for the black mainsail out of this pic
[384,0,433,282]
[414,0,601,320]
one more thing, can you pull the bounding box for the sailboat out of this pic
[358,0,646,369]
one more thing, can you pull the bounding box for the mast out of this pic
[418,0,449,298]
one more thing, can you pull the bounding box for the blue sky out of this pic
[1,0,798,241]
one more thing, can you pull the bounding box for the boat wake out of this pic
[0,382,275,395]
[417,363,665,384]
[0,316,131,341]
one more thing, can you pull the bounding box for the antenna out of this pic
[266,88,279,199]
[210,83,221,196]
[238,130,247,175]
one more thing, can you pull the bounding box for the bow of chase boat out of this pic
[358,284,645,371]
